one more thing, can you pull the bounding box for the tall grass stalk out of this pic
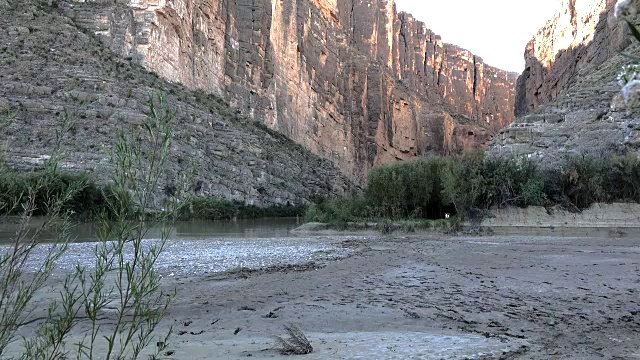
[72,92,189,360]
[0,93,190,359]
[0,110,82,358]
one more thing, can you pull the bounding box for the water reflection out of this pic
[0,218,303,244]
[172,218,302,240]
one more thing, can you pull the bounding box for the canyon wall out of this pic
[515,0,628,117]
[494,0,640,159]
[0,0,353,207]
[61,0,517,182]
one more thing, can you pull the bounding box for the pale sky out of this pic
[393,0,561,72]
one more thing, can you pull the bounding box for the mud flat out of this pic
[161,234,640,358]
[8,232,640,359]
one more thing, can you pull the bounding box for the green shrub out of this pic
[486,155,547,208]
[0,172,307,221]
[541,153,631,211]
[304,151,640,224]
[441,152,546,215]
[521,177,546,206]
[367,157,450,219]
[181,198,237,220]
[303,204,327,223]
[606,155,640,202]
[440,151,487,216]
[180,198,306,220]
[0,171,119,219]
[303,195,368,224]
[561,154,609,209]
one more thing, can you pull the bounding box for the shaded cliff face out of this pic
[494,0,640,160]
[0,0,353,207]
[61,0,517,182]
[515,0,627,117]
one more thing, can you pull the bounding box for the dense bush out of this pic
[305,151,640,223]
[0,172,306,221]
[304,195,369,224]
[367,157,448,218]
[367,152,546,220]
[5,152,640,224]
[606,155,640,202]
[179,198,306,220]
[0,171,116,219]
[540,154,640,210]
[441,153,546,218]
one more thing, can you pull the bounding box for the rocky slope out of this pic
[515,0,628,117]
[494,0,640,158]
[57,0,517,181]
[0,0,353,207]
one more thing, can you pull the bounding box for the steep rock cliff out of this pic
[494,0,640,158]
[515,0,628,117]
[0,0,353,206]
[60,0,517,182]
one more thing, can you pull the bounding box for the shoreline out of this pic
[5,234,640,358]
[163,234,640,359]
[294,222,640,239]
[293,202,640,235]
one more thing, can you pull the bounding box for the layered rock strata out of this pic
[0,0,352,206]
[59,0,517,181]
[494,0,640,159]
[515,0,628,117]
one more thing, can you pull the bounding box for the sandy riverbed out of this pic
[7,233,640,359]
[149,234,640,358]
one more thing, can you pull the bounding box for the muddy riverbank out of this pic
[7,232,640,359]
[159,234,640,359]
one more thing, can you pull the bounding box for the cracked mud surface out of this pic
[160,234,640,359]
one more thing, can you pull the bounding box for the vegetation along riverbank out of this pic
[0,171,306,221]
[305,151,640,230]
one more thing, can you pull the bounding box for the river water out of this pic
[0,218,361,276]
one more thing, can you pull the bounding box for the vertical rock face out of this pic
[494,0,640,160]
[62,0,517,182]
[515,0,627,117]
[0,0,355,207]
